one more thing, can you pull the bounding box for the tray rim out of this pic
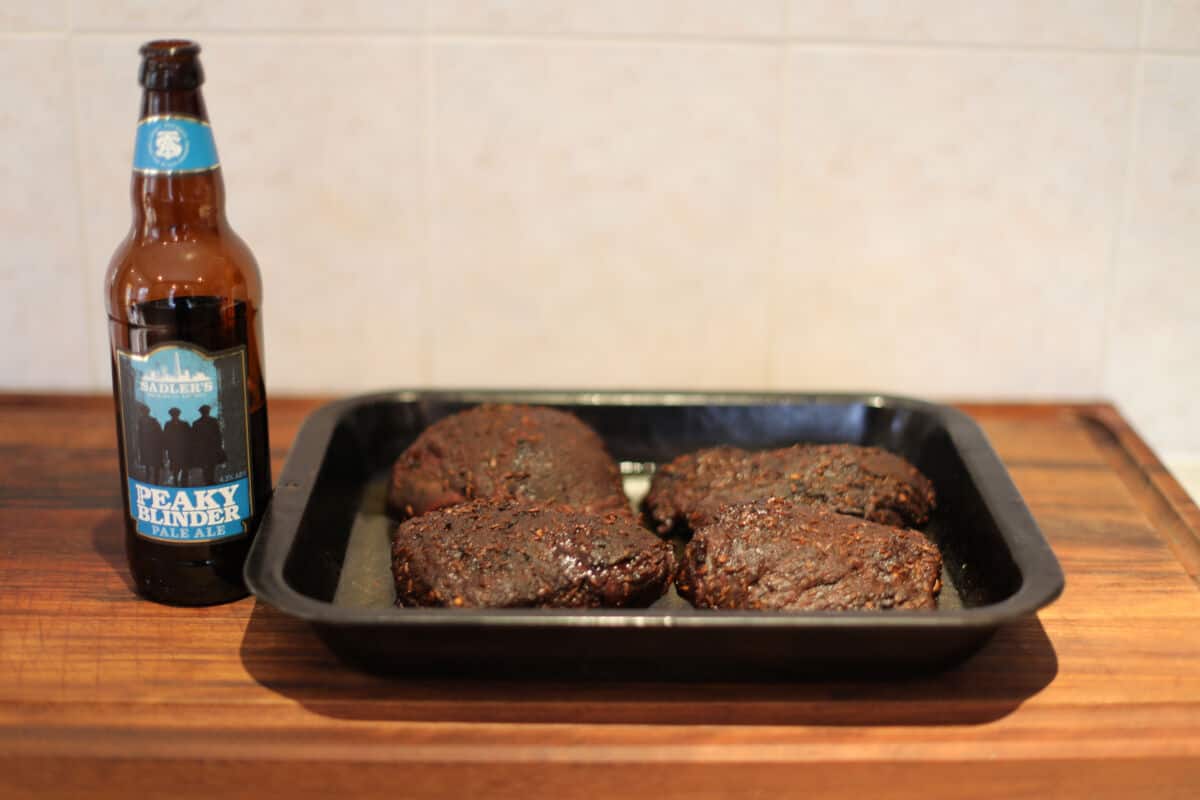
[245,389,1065,631]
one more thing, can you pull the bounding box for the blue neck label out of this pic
[133,115,219,174]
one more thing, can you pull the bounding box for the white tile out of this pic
[787,0,1142,48]
[773,49,1133,399]
[73,37,427,394]
[1145,1,1200,50]
[0,0,67,31]
[0,38,91,389]
[70,0,423,32]
[431,0,785,37]
[429,42,780,389]
[1164,456,1200,503]
[1107,56,1200,454]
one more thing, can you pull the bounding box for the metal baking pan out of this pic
[244,391,1064,678]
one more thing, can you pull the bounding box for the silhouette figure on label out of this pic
[190,404,226,485]
[164,407,191,486]
[134,402,164,483]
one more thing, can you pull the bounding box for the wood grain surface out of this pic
[2,395,1199,799]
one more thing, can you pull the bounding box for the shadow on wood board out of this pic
[238,600,1057,727]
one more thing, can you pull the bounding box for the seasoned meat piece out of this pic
[644,443,935,533]
[676,498,942,611]
[391,500,675,608]
[387,404,630,520]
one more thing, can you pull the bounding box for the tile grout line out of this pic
[420,4,435,387]
[41,29,426,39]
[62,9,102,390]
[763,34,789,392]
[1098,1,1150,403]
[422,33,1177,56]
[1,29,1195,56]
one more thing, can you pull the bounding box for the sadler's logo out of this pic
[154,128,184,160]
[139,351,214,397]
[146,120,189,168]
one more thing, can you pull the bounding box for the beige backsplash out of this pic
[2,0,1197,457]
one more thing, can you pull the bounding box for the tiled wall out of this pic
[3,1,1199,458]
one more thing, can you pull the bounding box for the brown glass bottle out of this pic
[106,40,271,605]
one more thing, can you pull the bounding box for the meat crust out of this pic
[392,500,675,609]
[675,498,942,611]
[644,443,935,533]
[387,404,630,520]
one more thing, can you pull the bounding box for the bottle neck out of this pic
[130,88,226,239]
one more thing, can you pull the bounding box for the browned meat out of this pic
[387,404,630,520]
[675,498,942,611]
[391,500,675,608]
[644,443,935,533]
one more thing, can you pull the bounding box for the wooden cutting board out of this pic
[1,395,1198,799]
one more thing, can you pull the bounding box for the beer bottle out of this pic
[105,40,271,605]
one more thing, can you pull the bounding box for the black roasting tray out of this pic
[244,391,1064,679]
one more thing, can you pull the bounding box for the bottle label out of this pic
[115,343,254,543]
[133,115,220,174]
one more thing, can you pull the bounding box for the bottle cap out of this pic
[139,40,204,91]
